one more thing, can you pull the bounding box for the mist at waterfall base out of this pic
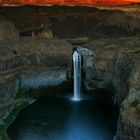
[8,96,116,140]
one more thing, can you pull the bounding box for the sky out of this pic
[0,0,140,5]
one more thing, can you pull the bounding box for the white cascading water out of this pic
[72,50,81,101]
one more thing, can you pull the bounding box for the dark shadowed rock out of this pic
[0,16,18,41]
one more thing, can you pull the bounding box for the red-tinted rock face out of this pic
[0,0,135,5]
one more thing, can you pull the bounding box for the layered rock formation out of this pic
[0,26,73,138]
[0,6,140,39]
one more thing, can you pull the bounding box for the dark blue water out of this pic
[8,96,117,140]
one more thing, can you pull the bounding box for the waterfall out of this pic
[72,50,81,101]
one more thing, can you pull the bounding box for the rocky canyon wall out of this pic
[83,38,140,140]
[0,6,140,40]
[0,6,140,140]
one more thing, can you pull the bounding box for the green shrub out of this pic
[131,99,139,107]
[0,125,9,140]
